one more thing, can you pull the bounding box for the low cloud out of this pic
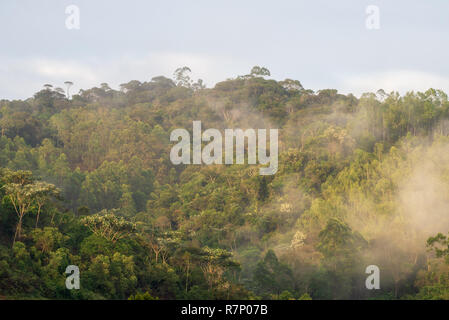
[0,52,248,100]
[340,70,449,96]
[30,59,98,82]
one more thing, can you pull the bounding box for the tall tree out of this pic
[33,181,60,228]
[2,170,35,245]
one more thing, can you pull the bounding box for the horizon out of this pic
[2,71,449,102]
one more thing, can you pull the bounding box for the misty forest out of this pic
[1,66,449,300]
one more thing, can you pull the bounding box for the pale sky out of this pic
[1,0,449,99]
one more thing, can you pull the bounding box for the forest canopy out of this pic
[1,67,449,300]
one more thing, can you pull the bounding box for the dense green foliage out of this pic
[1,67,449,299]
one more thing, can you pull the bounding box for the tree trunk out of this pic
[13,215,23,246]
[35,206,42,228]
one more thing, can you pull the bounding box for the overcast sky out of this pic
[1,0,449,99]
